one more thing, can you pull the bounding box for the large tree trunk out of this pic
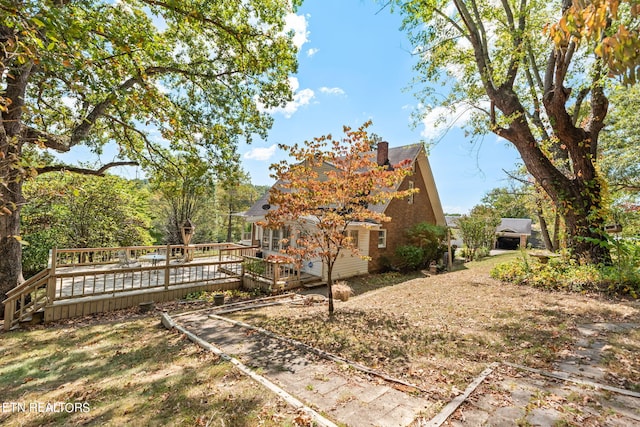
[536,203,554,252]
[489,86,611,264]
[0,59,31,318]
[0,180,24,319]
[450,0,612,265]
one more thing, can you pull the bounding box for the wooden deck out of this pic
[3,243,321,330]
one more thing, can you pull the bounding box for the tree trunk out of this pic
[226,205,233,243]
[0,162,25,319]
[326,262,334,315]
[537,205,554,252]
[490,87,611,264]
[0,60,30,318]
[552,211,561,252]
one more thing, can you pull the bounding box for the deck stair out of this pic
[2,268,51,330]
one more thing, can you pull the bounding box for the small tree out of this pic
[264,122,417,315]
[457,207,501,261]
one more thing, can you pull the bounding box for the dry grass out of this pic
[332,281,353,301]
[231,252,640,397]
[0,315,303,426]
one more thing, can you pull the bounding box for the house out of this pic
[241,141,446,281]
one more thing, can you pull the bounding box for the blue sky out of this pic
[57,0,523,214]
[241,0,523,214]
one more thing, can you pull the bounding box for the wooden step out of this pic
[302,281,326,289]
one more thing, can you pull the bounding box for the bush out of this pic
[393,222,448,271]
[394,245,425,272]
[490,253,640,298]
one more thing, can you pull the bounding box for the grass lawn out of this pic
[230,252,640,398]
[0,313,302,427]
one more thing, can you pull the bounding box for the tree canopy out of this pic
[549,0,640,84]
[21,172,153,276]
[0,0,301,314]
[391,0,616,263]
[264,122,416,314]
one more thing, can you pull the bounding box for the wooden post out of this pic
[47,247,58,303]
[3,299,15,331]
[273,261,280,289]
[164,244,171,290]
[447,229,452,272]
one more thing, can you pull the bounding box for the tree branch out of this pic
[36,161,138,176]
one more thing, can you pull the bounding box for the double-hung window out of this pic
[378,230,387,248]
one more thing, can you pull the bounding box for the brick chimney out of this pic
[376,141,389,166]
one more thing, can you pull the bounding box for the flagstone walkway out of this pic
[165,305,640,427]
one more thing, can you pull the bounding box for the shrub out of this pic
[491,252,640,298]
[394,245,425,272]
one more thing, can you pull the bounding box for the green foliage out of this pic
[244,259,267,275]
[481,186,534,219]
[148,155,216,244]
[394,245,425,272]
[600,84,640,196]
[185,288,266,301]
[457,207,501,261]
[491,250,640,298]
[394,222,448,271]
[21,173,153,276]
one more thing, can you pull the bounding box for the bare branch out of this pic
[36,161,138,175]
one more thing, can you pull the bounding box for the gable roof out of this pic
[242,143,445,224]
[497,218,532,235]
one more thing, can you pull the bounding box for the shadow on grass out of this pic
[0,319,288,427]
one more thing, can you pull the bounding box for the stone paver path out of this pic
[440,322,640,426]
[175,311,436,427]
[170,307,640,427]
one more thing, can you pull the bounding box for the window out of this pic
[343,230,359,248]
[408,181,414,204]
[378,230,387,248]
[261,227,269,250]
[271,228,281,251]
[282,226,291,249]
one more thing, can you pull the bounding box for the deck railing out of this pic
[3,243,260,330]
[243,256,301,290]
[3,268,51,330]
[49,244,258,301]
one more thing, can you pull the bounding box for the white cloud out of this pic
[61,96,78,109]
[319,87,345,96]
[284,13,309,49]
[419,102,486,139]
[244,144,277,161]
[307,48,319,57]
[263,76,315,118]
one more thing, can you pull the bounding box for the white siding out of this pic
[329,228,370,280]
[302,257,323,277]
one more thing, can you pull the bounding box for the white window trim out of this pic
[378,229,387,248]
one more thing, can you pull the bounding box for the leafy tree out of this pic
[549,0,640,84]
[218,176,260,243]
[391,0,614,264]
[599,83,640,194]
[263,122,416,315]
[148,155,215,245]
[481,186,534,219]
[457,206,500,261]
[0,0,299,312]
[21,173,153,276]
